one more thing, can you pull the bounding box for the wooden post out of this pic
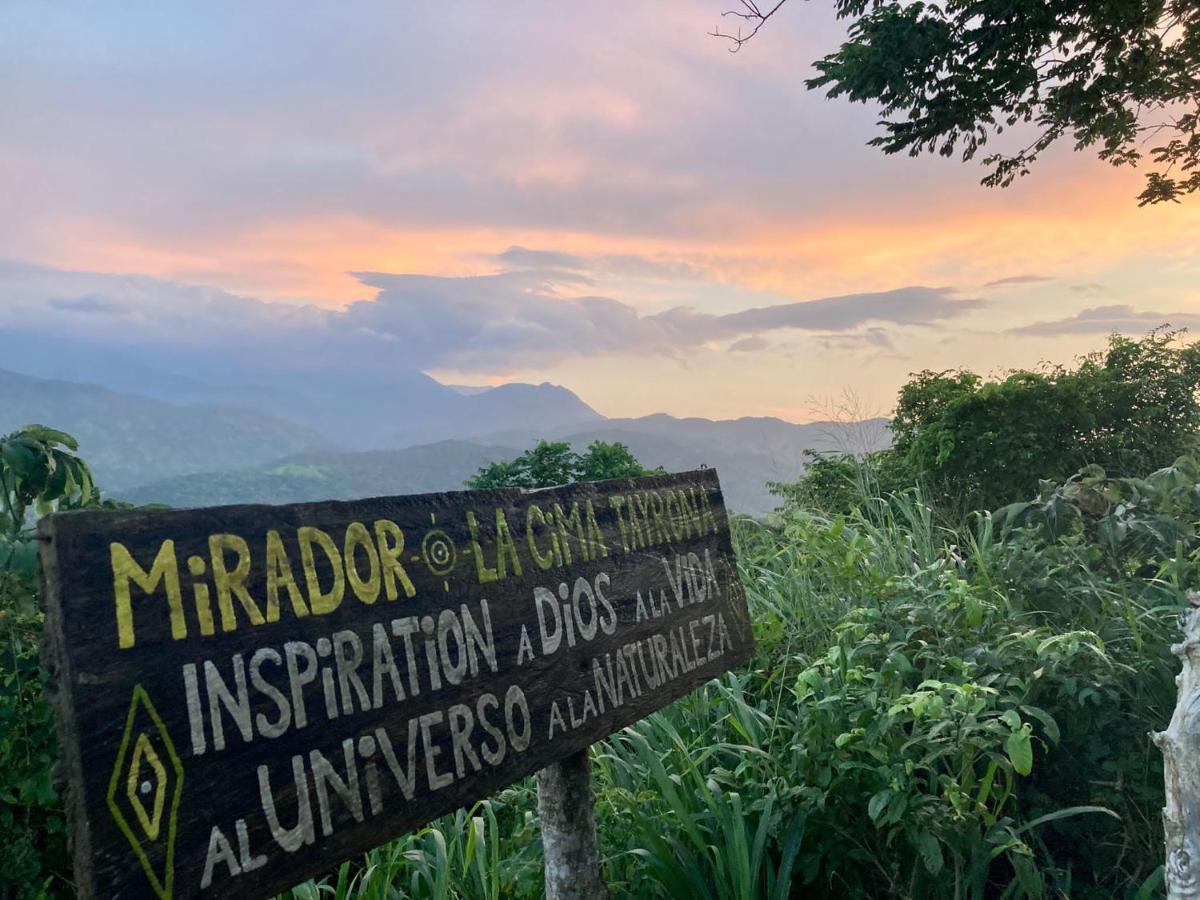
[1153,593,1200,899]
[536,748,608,900]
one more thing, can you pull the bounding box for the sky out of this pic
[4,1,1200,422]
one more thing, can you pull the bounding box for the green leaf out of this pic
[1006,724,1033,776]
[19,425,78,451]
[0,440,37,478]
[1019,705,1060,744]
[1014,805,1119,835]
[45,453,69,500]
[867,790,891,822]
[917,830,943,876]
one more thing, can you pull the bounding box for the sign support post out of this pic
[536,748,607,899]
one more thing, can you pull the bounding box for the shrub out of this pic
[0,566,65,898]
[892,330,1200,514]
[777,330,1200,524]
[714,493,1169,897]
[770,449,915,517]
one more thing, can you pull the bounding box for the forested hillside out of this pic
[0,369,327,493]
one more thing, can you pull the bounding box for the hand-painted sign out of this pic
[39,469,754,899]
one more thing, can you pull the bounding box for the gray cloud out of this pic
[1,260,982,375]
[495,246,708,282]
[48,294,125,314]
[1070,282,1109,295]
[1011,305,1197,336]
[983,274,1055,287]
[706,287,980,335]
[728,335,770,353]
[814,327,896,352]
[496,247,588,270]
[348,272,981,369]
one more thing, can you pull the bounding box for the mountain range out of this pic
[0,366,888,516]
[0,330,604,448]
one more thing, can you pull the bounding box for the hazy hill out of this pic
[478,413,888,460]
[434,382,604,442]
[120,417,890,515]
[1,332,601,449]
[201,375,602,449]
[121,441,521,508]
[0,368,327,493]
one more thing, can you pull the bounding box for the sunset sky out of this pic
[4,1,1200,421]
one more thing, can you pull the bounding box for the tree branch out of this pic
[709,0,791,52]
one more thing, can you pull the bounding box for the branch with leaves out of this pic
[0,425,103,579]
[712,0,1200,204]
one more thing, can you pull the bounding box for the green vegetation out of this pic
[269,456,1179,898]
[465,440,665,489]
[782,330,1200,518]
[0,426,105,893]
[2,333,1193,896]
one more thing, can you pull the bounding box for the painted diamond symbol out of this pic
[107,685,184,900]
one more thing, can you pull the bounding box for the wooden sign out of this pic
[38,469,754,899]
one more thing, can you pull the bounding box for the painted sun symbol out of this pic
[420,513,457,589]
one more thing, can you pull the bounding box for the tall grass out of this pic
[286,477,1180,899]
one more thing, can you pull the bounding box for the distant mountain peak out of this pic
[464,380,600,409]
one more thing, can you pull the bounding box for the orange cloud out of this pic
[18,146,1198,322]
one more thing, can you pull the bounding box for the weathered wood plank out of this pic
[39,469,754,899]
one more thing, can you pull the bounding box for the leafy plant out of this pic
[1,425,104,899]
[0,425,98,582]
[282,794,543,900]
